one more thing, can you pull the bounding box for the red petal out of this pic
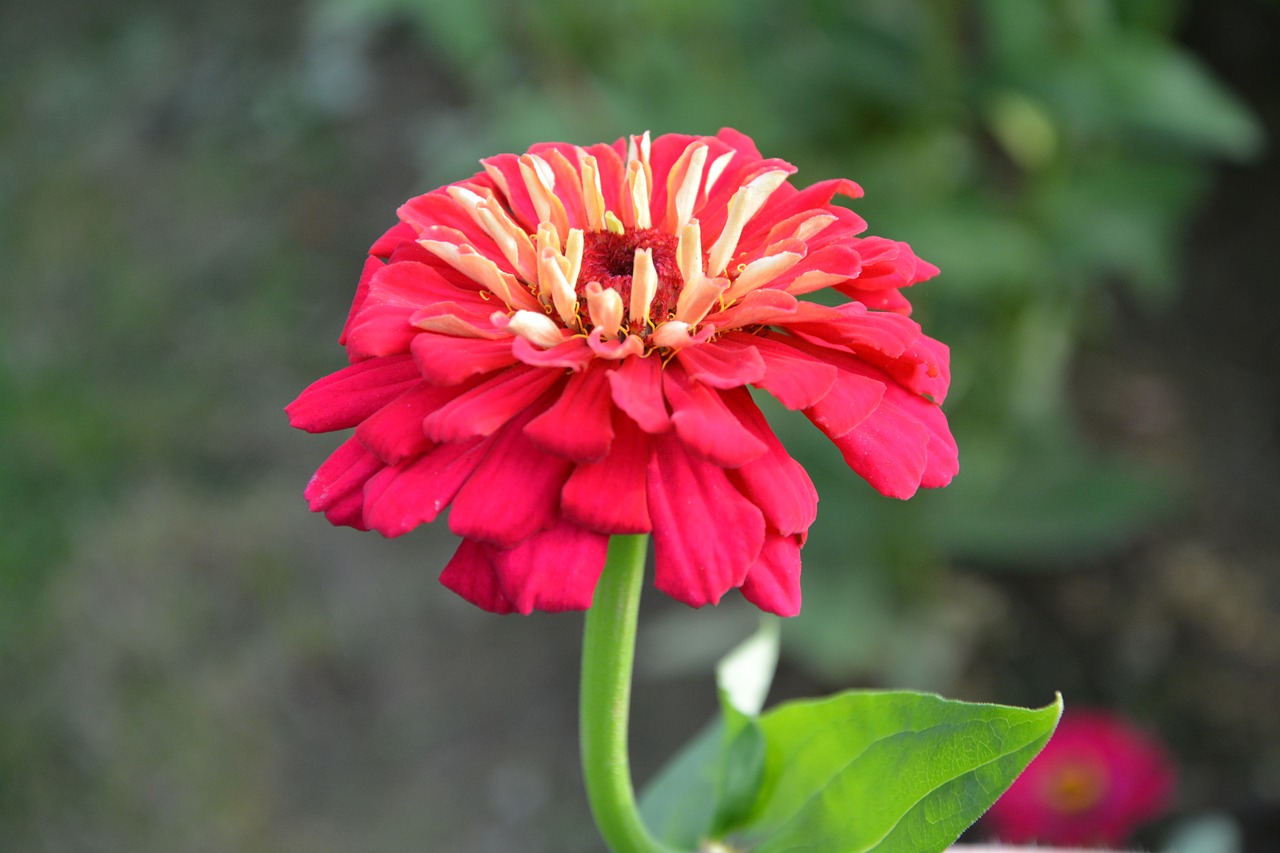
[369,221,418,258]
[525,362,615,462]
[804,367,886,440]
[721,389,818,536]
[354,381,444,465]
[607,355,672,433]
[362,437,490,536]
[489,521,610,613]
[339,256,382,348]
[834,361,957,494]
[411,333,518,386]
[580,141,629,216]
[423,365,563,442]
[448,406,575,546]
[703,288,800,331]
[477,153,541,231]
[739,534,803,617]
[286,354,420,433]
[303,436,384,530]
[675,341,766,389]
[438,539,517,615]
[345,261,486,360]
[831,396,930,499]
[398,190,508,270]
[512,335,594,371]
[646,432,765,608]
[757,179,865,239]
[663,367,767,468]
[721,332,838,410]
[865,334,951,404]
[561,412,652,534]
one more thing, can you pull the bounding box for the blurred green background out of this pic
[3,0,1278,850]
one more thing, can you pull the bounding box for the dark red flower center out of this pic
[1044,762,1108,815]
[579,227,684,329]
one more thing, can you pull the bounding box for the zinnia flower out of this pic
[287,129,955,616]
[982,709,1177,847]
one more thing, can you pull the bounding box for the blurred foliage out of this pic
[0,0,1267,849]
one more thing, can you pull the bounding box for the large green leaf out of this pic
[736,691,1062,853]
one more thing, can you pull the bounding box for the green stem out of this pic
[580,534,684,853]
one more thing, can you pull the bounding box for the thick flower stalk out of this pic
[287,129,956,616]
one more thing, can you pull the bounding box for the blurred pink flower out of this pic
[288,129,955,615]
[984,709,1177,847]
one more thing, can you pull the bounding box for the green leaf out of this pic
[638,719,723,848]
[639,616,781,847]
[711,699,766,836]
[1097,35,1263,161]
[737,691,1063,853]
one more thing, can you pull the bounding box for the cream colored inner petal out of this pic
[723,250,804,302]
[629,247,658,328]
[706,169,789,276]
[419,239,540,312]
[502,309,564,348]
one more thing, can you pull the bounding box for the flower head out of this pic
[287,129,956,615]
[983,709,1177,847]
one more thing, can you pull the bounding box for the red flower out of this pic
[287,129,955,615]
[983,710,1177,847]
